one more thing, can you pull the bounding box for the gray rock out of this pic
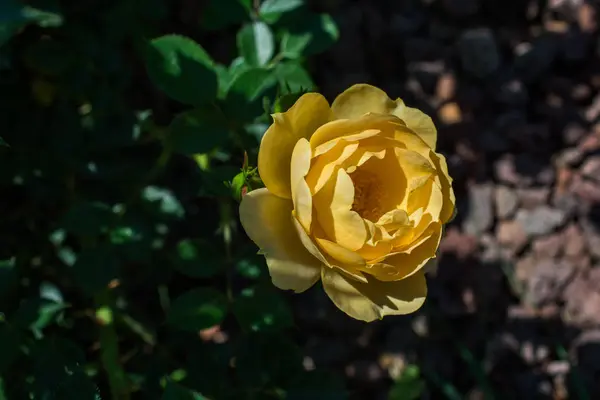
[515,206,568,237]
[463,183,495,235]
[458,28,500,78]
[495,185,519,219]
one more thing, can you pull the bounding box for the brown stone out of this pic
[516,187,550,209]
[581,156,600,182]
[563,223,587,258]
[532,234,564,258]
[497,220,529,253]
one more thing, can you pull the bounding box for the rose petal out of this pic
[291,138,313,232]
[259,93,332,199]
[370,223,442,281]
[309,113,402,149]
[315,237,366,266]
[313,168,368,251]
[306,141,360,194]
[431,152,456,224]
[321,268,427,322]
[240,188,322,292]
[331,84,437,149]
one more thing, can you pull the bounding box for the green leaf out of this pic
[168,108,229,155]
[167,288,228,332]
[59,201,113,237]
[144,35,218,106]
[30,338,98,399]
[0,1,63,46]
[201,0,251,31]
[229,171,246,201]
[280,31,312,59]
[225,67,278,122]
[233,284,293,333]
[275,61,314,92]
[235,255,268,279]
[72,245,120,294]
[162,381,206,400]
[259,0,304,24]
[388,365,425,400]
[142,186,185,219]
[229,68,278,101]
[282,13,339,57]
[172,239,222,278]
[237,21,275,67]
[13,298,68,332]
[0,258,16,299]
[0,324,20,373]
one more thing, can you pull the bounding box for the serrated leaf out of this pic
[144,35,217,106]
[225,67,278,122]
[275,61,314,92]
[228,68,278,101]
[167,288,228,332]
[237,21,274,67]
[259,0,304,24]
[168,108,229,155]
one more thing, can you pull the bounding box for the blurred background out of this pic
[1,0,600,399]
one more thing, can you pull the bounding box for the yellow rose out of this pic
[239,84,455,322]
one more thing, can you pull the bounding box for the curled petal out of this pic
[371,223,443,281]
[259,93,332,199]
[321,268,427,322]
[315,237,366,266]
[309,113,402,149]
[313,168,368,251]
[290,138,313,232]
[332,84,437,149]
[240,188,322,292]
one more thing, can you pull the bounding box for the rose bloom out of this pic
[239,84,455,322]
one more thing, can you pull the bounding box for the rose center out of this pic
[349,168,384,222]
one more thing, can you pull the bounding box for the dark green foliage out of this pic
[0,0,341,399]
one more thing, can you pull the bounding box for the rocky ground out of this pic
[292,0,600,398]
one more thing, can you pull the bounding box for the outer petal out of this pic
[332,84,437,149]
[240,188,322,292]
[258,93,332,199]
[431,152,456,224]
[290,138,313,232]
[321,268,427,322]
